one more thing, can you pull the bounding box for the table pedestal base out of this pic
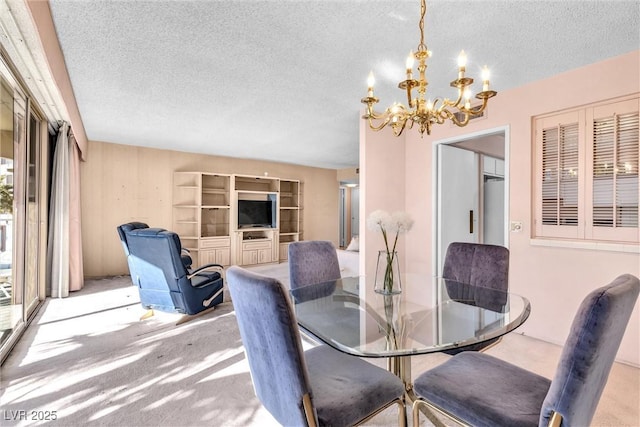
[388,356,450,427]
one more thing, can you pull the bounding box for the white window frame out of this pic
[534,94,639,244]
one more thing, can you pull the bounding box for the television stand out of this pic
[234,228,277,266]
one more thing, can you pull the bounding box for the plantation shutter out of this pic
[535,111,584,239]
[587,99,639,242]
[535,97,638,243]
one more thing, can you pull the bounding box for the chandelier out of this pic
[361,0,497,137]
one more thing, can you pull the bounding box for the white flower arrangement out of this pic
[367,210,414,293]
[366,210,414,255]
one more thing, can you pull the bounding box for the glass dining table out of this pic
[289,275,531,397]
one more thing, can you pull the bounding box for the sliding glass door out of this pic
[0,58,46,357]
[0,75,21,345]
[24,112,42,318]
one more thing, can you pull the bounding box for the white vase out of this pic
[374,250,402,295]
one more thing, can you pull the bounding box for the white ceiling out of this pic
[48,0,639,169]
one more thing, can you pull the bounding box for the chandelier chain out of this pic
[417,0,427,53]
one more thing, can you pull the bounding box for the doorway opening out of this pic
[339,183,359,248]
[435,127,509,275]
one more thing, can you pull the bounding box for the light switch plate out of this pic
[510,221,523,232]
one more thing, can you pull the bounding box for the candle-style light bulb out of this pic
[406,51,415,79]
[481,65,490,92]
[457,50,467,79]
[464,88,472,109]
[457,50,467,67]
[367,71,375,97]
[391,104,399,123]
[426,99,433,111]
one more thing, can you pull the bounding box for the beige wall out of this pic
[81,140,339,277]
[337,167,359,182]
[361,50,640,366]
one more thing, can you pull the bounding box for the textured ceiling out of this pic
[48,0,639,169]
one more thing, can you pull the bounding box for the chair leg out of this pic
[413,398,471,427]
[203,288,223,307]
[140,309,154,321]
[353,398,405,426]
[175,306,216,326]
[412,399,448,427]
[548,411,563,427]
[398,399,407,427]
[302,393,317,427]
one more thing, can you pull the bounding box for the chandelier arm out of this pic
[367,108,391,121]
[393,119,409,136]
[468,97,490,115]
[433,100,450,123]
[442,97,462,109]
[365,103,395,121]
[431,97,444,111]
[367,105,412,132]
[443,108,470,127]
[432,110,447,125]
[385,104,410,118]
[367,115,394,132]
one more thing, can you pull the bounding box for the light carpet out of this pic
[0,264,638,426]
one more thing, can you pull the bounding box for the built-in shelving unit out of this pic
[173,172,303,267]
[232,175,279,267]
[172,172,231,267]
[278,179,302,261]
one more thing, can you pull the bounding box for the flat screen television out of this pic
[238,199,275,228]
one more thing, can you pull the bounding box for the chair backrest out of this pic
[227,266,312,426]
[288,240,341,290]
[539,274,640,426]
[124,227,191,312]
[442,242,509,291]
[117,222,149,257]
[117,222,149,280]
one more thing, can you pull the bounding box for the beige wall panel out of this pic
[337,167,359,182]
[81,141,339,277]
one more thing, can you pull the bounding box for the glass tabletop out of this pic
[290,276,531,358]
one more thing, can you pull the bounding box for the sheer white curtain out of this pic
[47,122,83,298]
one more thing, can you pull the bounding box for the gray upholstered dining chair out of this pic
[443,242,509,291]
[289,240,342,289]
[227,266,406,427]
[441,241,509,354]
[412,273,640,427]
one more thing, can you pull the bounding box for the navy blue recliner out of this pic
[117,222,193,270]
[117,222,150,279]
[118,224,224,316]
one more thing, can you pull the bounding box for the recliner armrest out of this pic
[188,263,224,280]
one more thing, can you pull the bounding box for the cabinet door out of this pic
[243,250,257,265]
[199,249,217,266]
[216,248,230,266]
[279,243,289,261]
[258,248,272,264]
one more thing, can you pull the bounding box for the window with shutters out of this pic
[534,96,639,243]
